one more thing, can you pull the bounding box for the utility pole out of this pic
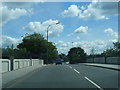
[91,48,95,63]
[46,22,60,64]
[72,42,74,48]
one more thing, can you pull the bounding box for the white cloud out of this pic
[75,40,117,54]
[74,26,88,33]
[79,2,118,20]
[61,2,118,20]
[55,41,69,54]
[80,6,85,10]
[55,41,64,46]
[61,43,67,47]
[55,39,117,55]
[0,5,29,26]
[79,41,105,54]
[67,33,74,37]
[23,19,64,38]
[68,26,88,37]
[0,3,33,26]
[55,41,68,48]
[109,39,117,43]
[76,36,80,40]
[104,28,118,38]
[2,35,22,48]
[61,5,81,17]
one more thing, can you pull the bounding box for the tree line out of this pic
[59,41,120,64]
[1,33,120,64]
[2,33,58,64]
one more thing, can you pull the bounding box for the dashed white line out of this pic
[67,65,103,89]
[69,66,72,69]
[68,66,80,74]
[84,76,103,90]
[67,65,72,69]
[67,65,103,90]
[73,69,80,74]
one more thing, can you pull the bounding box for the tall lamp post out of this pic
[72,42,74,48]
[46,22,60,64]
[90,48,95,63]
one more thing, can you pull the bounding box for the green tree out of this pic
[17,33,47,58]
[102,42,120,57]
[47,42,58,63]
[113,42,120,50]
[59,53,69,62]
[17,33,58,63]
[68,47,86,64]
[2,46,12,59]
[13,48,30,59]
[0,48,2,58]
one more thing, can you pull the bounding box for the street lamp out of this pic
[46,21,60,64]
[90,48,95,63]
[72,42,74,48]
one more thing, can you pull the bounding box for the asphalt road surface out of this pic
[4,64,119,89]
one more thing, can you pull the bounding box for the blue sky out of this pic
[1,1,119,54]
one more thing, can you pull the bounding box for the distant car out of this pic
[55,58,62,65]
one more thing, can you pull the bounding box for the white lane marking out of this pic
[67,65,72,69]
[73,69,80,74]
[69,66,72,69]
[84,77,103,90]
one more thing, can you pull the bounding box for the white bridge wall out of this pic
[0,59,44,73]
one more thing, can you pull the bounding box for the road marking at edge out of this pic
[84,77,104,90]
[73,69,80,74]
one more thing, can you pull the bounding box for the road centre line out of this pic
[73,69,80,74]
[67,65,72,69]
[67,65,80,74]
[67,65,103,90]
[84,76,104,90]
[69,66,72,69]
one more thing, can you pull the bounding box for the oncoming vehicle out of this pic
[55,58,62,65]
